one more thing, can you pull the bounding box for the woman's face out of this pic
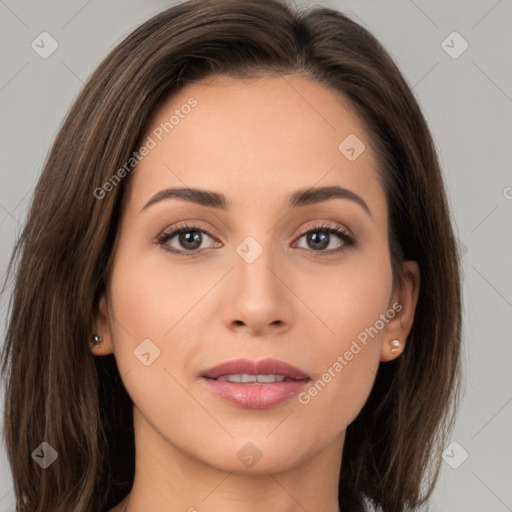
[94,74,418,474]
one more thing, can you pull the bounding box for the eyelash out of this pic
[156,221,355,258]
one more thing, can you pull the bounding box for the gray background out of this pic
[1,0,511,510]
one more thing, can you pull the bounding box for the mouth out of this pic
[213,374,299,383]
[200,358,310,409]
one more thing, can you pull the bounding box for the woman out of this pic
[1,0,462,510]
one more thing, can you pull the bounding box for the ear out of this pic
[380,260,420,362]
[90,293,115,356]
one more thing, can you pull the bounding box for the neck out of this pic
[120,407,345,512]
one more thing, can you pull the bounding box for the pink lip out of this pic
[201,358,310,409]
[202,358,309,380]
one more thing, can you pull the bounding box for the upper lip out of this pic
[201,358,310,380]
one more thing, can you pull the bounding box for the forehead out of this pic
[125,73,384,214]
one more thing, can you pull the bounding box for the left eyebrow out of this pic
[141,185,371,217]
[288,185,372,217]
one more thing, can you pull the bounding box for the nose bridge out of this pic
[234,232,281,301]
[222,230,293,334]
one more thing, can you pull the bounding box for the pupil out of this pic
[180,231,201,249]
[308,231,329,250]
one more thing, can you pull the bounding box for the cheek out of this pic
[108,244,203,340]
[105,249,203,435]
[105,244,196,395]
[301,237,393,349]
[294,247,393,425]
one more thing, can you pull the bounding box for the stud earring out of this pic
[390,339,401,354]
[91,334,103,347]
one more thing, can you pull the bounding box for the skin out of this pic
[92,74,420,512]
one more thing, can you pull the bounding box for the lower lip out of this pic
[202,378,309,409]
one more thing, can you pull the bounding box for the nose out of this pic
[221,241,294,337]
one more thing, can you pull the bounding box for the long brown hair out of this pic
[1,0,462,510]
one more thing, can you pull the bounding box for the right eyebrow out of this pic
[141,187,228,212]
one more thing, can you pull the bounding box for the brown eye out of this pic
[293,223,355,255]
[172,229,204,250]
[157,223,219,256]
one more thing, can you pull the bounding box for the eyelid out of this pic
[156,220,355,257]
[293,220,353,241]
[157,219,222,239]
